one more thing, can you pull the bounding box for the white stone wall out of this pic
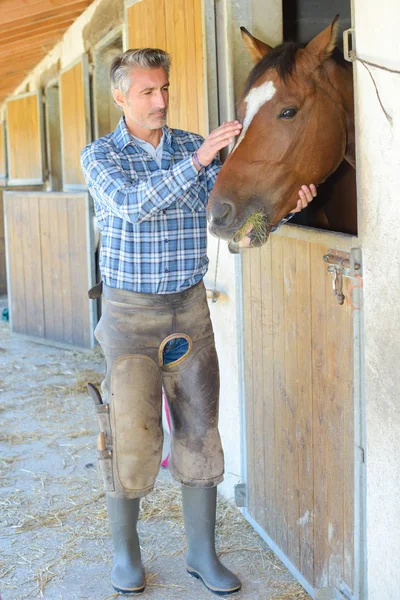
[353,1,400,598]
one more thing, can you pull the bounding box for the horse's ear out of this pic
[240,27,273,63]
[304,15,340,64]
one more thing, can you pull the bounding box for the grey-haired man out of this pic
[81,48,315,596]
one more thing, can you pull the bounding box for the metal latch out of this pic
[323,250,361,306]
[234,483,247,507]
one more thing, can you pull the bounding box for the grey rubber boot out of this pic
[182,485,242,596]
[106,496,145,595]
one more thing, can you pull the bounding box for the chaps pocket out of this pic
[97,448,115,492]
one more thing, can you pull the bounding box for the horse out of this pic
[207,16,356,253]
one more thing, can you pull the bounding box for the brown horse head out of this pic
[207,16,355,252]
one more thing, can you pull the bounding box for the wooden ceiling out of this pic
[0,0,96,106]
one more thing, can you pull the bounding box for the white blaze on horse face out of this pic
[232,80,276,153]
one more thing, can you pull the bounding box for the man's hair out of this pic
[110,48,171,97]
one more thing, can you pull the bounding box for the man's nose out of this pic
[155,91,167,108]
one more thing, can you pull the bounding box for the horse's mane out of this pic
[242,42,301,97]
[242,42,349,99]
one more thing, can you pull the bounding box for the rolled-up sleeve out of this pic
[81,143,200,224]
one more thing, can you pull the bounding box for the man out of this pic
[81,48,316,596]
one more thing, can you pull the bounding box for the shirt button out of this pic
[162,210,167,215]
[165,268,169,273]
[164,239,169,243]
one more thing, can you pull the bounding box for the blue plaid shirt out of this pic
[81,117,293,294]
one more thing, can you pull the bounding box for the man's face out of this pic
[113,66,169,130]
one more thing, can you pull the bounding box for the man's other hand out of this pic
[290,184,318,213]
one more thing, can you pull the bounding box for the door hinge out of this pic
[343,28,356,62]
[234,483,247,507]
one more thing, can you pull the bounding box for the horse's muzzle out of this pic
[207,198,237,230]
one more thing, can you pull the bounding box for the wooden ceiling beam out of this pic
[0,24,73,48]
[0,52,51,71]
[0,32,66,57]
[0,2,91,34]
[0,12,82,41]
[1,0,93,26]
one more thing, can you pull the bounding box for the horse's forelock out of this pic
[242,42,302,98]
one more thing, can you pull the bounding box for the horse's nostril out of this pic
[209,200,236,227]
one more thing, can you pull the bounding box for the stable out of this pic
[0,1,399,599]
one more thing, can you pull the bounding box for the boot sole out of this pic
[112,582,145,595]
[187,567,242,596]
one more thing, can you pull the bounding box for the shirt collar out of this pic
[112,117,173,152]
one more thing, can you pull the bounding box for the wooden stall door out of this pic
[127,0,207,136]
[242,227,361,600]
[59,56,91,191]
[6,92,44,185]
[4,192,96,348]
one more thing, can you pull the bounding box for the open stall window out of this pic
[0,121,7,187]
[59,55,91,192]
[6,91,45,186]
[93,28,123,139]
[44,81,62,191]
[282,0,357,236]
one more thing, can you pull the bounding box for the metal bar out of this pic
[351,247,367,600]
[243,509,316,599]
[323,254,361,270]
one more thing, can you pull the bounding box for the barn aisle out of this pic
[0,307,311,600]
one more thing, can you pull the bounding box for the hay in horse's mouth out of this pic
[232,212,269,247]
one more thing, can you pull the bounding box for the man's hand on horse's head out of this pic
[194,121,243,170]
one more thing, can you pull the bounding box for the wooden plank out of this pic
[325,266,345,586]
[7,196,28,333]
[0,191,7,296]
[21,196,45,337]
[193,0,207,136]
[0,123,6,178]
[127,0,166,48]
[311,242,329,588]
[283,236,300,569]
[271,234,288,554]
[7,93,43,182]
[57,199,73,344]
[45,85,62,191]
[1,0,92,26]
[0,23,74,46]
[67,196,90,347]
[295,239,314,584]
[0,11,84,39]
[250,247,266,529]
[260,240,276,541]
[39,195,56,340]
[242,248,255,517]
[165,0,203,134]
[60,59,88,187]
[343,276,355,590]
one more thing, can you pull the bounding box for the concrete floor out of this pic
[0,303,311,600]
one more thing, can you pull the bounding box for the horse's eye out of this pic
[279,108,298,120]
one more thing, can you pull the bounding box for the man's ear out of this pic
[112,89,125,110]
[303,15,340,65]
[240,27,273,63]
